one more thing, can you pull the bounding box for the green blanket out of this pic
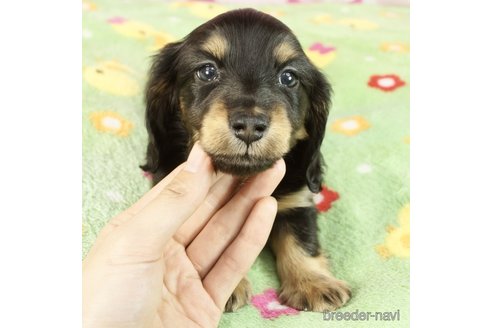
[82,1,409,327]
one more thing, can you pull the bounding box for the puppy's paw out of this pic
[279,275,351,312]
[224,278,252,312]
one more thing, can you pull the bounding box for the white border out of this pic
[0,1,81,326]
[412,1,492,327]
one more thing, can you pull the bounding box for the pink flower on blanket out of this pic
[251,288,299,319]
[142,171,153,181]
[309,42,336,55]
[107,16,127,24]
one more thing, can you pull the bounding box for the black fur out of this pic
[140,41,190,180]
[139,8,338,311]
[271,206,321,257]
[141,9,330,195]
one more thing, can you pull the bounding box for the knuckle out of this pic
[204,192,221,210]
[160,176,190,198]
[238,228,267,249]
[222,251,246,276]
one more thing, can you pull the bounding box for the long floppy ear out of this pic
[304,69,331,193]
[140,41,189,179]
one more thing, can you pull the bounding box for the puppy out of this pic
[141,8,351,312]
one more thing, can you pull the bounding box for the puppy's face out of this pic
[146,9,330,179]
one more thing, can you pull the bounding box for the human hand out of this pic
[82,143,286,328]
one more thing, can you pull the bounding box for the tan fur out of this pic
[179,96,186,114]
[199,103,292,160]
[255,105,292,157]
[201,32,228,60]
[224,277,252,312]
[294,126,308,140]
[200,102,247,156]
[270,230,351,312]
[277,186,314,212]
[274,41,298,64]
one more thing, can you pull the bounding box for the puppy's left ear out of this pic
[304,69,331,193]
[140,41,189,179]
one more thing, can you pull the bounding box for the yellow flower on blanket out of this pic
[311,15,378,30]
[83,61,139,96]
[305,43,336,68]
[107,17,174,50]
[264,10,286,18]
[330,116,371,136]
[311,14,335,25]
[376,204,410,259]
[171,2,228,19]
[380,11,401,19]
[150,32,175,51]
[380,42,409,53]
[338,18,379,30]
[90,111,133,137]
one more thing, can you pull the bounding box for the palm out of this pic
[83,155,285,328]
[156,240,222,328]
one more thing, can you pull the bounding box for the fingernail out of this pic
[185,143,207,173]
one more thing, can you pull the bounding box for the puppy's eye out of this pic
[196,64,218,82]
[279,70,298,87]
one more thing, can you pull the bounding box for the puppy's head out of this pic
[144,9,330,190]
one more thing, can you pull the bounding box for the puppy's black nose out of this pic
[230,115,268,145]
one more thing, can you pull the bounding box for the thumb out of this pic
[113,143,215,262]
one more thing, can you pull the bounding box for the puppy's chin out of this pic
[209,153,278,176]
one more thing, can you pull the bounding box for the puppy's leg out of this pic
[224,277,252,312]
[270,206,351,312]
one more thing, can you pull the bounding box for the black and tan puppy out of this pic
[141,8,351,312]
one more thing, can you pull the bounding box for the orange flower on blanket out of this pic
[82,1,97,11]
[90,111,133,137]
[368,74,406,92]
[331,116,370,136]
[380,42,409,53]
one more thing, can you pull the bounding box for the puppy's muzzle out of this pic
[229,112,269,145]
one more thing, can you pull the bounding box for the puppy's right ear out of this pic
[140,42,189,177]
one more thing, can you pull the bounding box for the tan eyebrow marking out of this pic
[274,41,299,64]
[200,32,228,60]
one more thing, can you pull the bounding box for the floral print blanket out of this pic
[83,1,409,327]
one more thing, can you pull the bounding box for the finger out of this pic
[186,159,285,278]
[90,164,190,248]
[203,197,278,311]
[111,143,215,262]
[109,163,225,230]
[174,174,239,246]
